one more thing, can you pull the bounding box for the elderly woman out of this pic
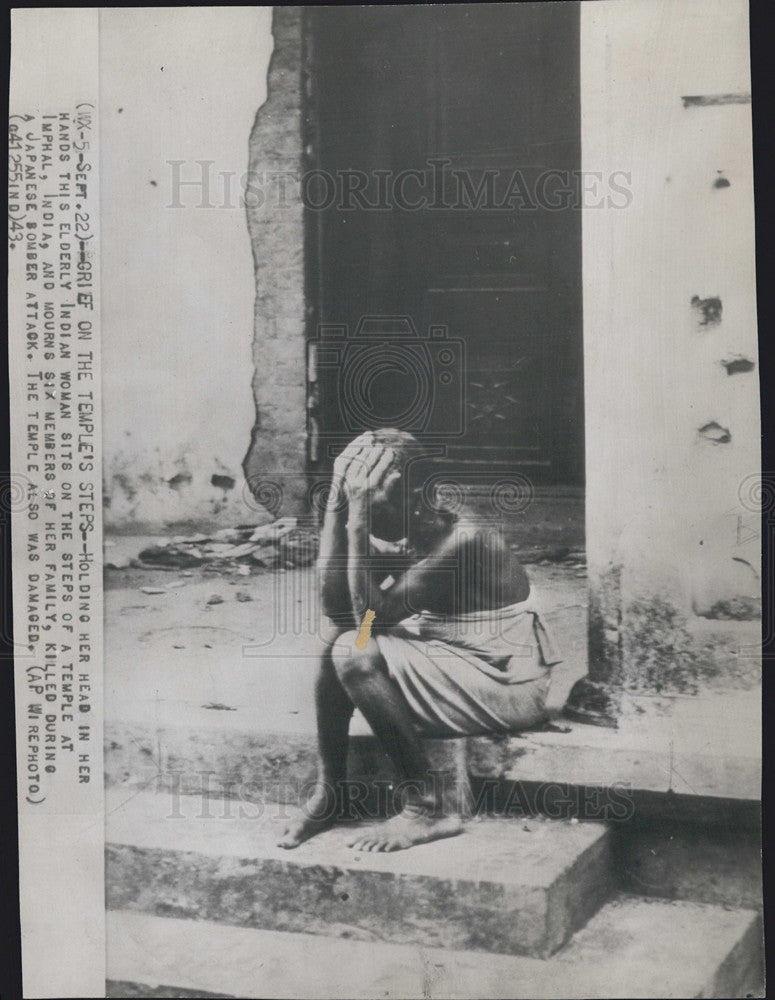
[278,428,560,852]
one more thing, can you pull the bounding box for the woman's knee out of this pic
[326,631,358,669]
[329,632,382,683]
[316,626,353,670]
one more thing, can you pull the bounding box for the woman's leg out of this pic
[277,638,355,848]
[329,633,462,852]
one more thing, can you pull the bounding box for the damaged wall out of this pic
[101,8,274,531]
[243,6,308,514]
[580,0,760,702]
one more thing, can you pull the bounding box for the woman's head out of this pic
[342,428,455,548]
[344,428,426,538]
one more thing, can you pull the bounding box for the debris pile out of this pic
[132,518,319,573]
[513,544,587,575]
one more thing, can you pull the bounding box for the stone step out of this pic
[106,788,613,959]
[105,901,762,999]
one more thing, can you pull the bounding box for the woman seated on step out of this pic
[278,428,561,852]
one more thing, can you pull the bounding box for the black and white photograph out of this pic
[8,3,764,997]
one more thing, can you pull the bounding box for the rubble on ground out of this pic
[512,544,587,569]
[113,517,319,574]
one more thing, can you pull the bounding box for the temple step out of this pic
[105,900,762,999]
[106,787,613,959]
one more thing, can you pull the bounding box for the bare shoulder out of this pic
[441,516,509,552]
[443,515,530,605]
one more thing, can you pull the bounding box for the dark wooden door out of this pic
[306,3,582,484]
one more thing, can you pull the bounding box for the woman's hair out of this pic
[369,427,427,470]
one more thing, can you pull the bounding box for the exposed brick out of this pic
[244,7,308,511]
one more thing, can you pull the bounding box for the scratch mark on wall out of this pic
[167,471,193,490]
[681,93,751,108]
[698,422,731,445]
[691,296,722,327]
[721,356,755,375]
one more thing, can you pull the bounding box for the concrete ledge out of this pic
[468,730,761,801]
[106,691,761,807]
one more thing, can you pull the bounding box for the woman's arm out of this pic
[317,434,376,625]
[345,507,526,627]
[344,450,385,623]
[317,501,352,623]
[345,507,459,625]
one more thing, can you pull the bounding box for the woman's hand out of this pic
[344,444,396,507]
[328,432,375,513]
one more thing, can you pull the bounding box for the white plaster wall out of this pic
[100,8,275,529]
[581,0,759,614]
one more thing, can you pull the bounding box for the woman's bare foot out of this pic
[277,786,338,849]
[345,805,463,852]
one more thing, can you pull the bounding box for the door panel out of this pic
[308,3,582,484]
